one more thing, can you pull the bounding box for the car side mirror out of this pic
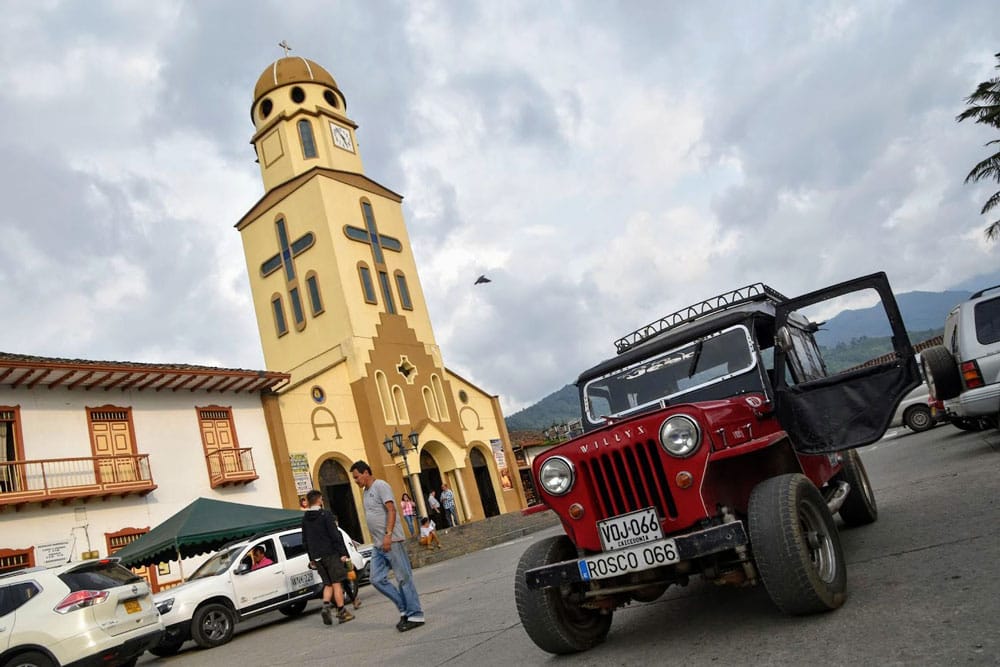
[776,326,793,352]
[235,562,251,575]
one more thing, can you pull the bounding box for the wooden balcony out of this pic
[206,447,259,488]
[0,454,156,510]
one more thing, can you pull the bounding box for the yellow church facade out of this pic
[236,56,527,542]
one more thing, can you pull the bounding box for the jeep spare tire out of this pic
[749,474,847,615]
[514,535,612,654]
[921,346,961,401]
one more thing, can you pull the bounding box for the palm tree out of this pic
[957,52,1000,241]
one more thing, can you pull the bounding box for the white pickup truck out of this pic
[148,527,367,656]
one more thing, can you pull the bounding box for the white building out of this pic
[0,352,288,591]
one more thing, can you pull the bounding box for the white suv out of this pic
[149,527,367,656]
[923,284,1000,430]
[0,559,162,667]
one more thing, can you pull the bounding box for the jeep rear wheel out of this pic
[835,450,878,527]
[749,474,847,615]
[514,535,612,654]
[921,346,962,401]
[191,602,235,648]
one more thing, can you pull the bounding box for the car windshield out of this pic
[584,326,756,424]
[188,546,243,580]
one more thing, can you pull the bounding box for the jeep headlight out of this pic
[156,597,175,615]
[538,456,575,496]
[659,415,701,457]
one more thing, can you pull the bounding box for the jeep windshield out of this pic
[188,546,243,580]
[583,325,757,424]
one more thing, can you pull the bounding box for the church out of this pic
[239,54,527,541]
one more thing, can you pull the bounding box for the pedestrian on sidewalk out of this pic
[419,517,442,550]
[350,460,425,633]
[400,493,417,537]
[440,484,459,528]
[427,490,443,526]
[301,490,355,626]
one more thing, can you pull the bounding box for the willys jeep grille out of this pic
[580,439,678,521]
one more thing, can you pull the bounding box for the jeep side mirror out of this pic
[776,326,793,352]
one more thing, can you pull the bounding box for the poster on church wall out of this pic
[490,439,514,490]
[290,453,312,495]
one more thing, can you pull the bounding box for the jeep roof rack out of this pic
[614,283,788,355]
[970,284,1000,299]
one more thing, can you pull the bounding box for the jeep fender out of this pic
[701,436,803,515]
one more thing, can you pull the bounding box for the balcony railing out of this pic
[0,454,156,509]
[206,447,258,488]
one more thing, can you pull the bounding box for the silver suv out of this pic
[922,285,1000,430]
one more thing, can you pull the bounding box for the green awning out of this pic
[114,497,303,568]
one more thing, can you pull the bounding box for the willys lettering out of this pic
[579,425,646,453]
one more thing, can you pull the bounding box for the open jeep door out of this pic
[773,272,921,454]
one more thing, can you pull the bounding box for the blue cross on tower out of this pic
[261,218,316,331]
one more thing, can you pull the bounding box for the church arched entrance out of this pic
[470,448,500,518]
[319,458,362,542]
[418,449,444,517]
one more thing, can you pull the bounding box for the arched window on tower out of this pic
[358,262,377,304]
[392,385,409,424]
[305,271,323,316]
[298,119,317,159]
[431,374,449,420]
[375,371,395,424]
[422,387,440,421]
[271,293,288,337]
[394,271,413,311]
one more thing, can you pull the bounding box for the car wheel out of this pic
[514,535,612,654]
[191,602,236,648]
[148,639,185,657]
[834,450,878,527]
[952,417,986,432]
[921,346,962,400]
[749,473,847,615]
[278,599,308,617]
[903,404,934,432]
[2,651,55,667]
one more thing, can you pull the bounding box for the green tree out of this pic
[957,52,1000,241]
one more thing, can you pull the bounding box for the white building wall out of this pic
[0,386,284,586]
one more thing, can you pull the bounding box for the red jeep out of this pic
[515,273,919,654]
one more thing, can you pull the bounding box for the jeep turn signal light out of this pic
[675,471,694,489]
[961,361,984,389]
[568,503,585,520]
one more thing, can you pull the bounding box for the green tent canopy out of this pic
[114,497,303,568]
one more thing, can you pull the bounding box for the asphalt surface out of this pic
[139,424,999,666]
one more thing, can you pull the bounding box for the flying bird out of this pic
[474,275,492,285]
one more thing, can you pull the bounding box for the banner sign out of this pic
[290,453,312,495]
[490,439,514,490]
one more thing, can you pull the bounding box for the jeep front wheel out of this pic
[514,535,612,654]
[191,602,236,648]
[835,450,878,527]
[749,474,847,615]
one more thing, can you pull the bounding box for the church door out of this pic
[418,450,443,518]
[319,459,363,543]
[470,449,500,518]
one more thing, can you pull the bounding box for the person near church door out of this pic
[301,490,355,625]
[440,484,459,528]
[426,490,443,526]
[350,460,425,633]
[400,493,417,537]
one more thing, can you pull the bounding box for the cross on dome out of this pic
[278,40,292,57]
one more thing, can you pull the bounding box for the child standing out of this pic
[418,517,442,550]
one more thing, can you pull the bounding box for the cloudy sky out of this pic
[0,1,998,413]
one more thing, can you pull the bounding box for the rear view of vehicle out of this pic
[0,560,162,667]
[922,285,1000,430]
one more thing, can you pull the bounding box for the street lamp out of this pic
[383,429,420,483]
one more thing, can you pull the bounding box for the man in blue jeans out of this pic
[350,460,425,632]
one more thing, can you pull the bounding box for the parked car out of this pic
[515,273,920,654]
[0,559,162,667]
[922,284,1000,430]
[149,527,369,656]
[889,382,939,432]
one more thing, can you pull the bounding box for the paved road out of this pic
[140,425,999,666]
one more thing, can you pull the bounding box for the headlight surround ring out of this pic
[659,415,702,457]
[538,456,575,496]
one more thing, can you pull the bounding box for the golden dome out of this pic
[253,57,339,102]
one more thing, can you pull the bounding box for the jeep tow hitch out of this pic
[825,481,851,514]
